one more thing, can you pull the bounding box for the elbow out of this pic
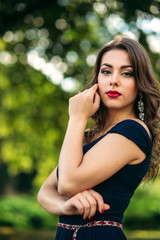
[37,191,42,206]
[57,181,77,197]
[37,189,45,207]
[57,185,72,197]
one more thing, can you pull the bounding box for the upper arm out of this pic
[59,133,146,196]
[42,167,58,187]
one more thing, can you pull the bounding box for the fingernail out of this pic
[84,217,87,220]
[101,209,104,214]
[89,216,93,220]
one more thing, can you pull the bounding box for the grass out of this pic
[125,230,160,239]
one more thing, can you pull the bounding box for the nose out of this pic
[110,72,119,86]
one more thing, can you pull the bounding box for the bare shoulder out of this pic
[132,119,151,139]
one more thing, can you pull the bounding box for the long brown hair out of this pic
[84,35,160,182]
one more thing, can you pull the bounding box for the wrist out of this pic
[69,116,88,125]
[56,196,69,215]
[68,117,87,133]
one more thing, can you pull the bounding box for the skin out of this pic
[38,49,151,219]
[37,168,110,220]
[98,49,138,121]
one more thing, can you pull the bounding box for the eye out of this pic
[121,72,134,77]
[101,69,111,75]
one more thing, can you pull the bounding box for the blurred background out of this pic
[0,0,160,239]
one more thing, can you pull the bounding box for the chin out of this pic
[103,103,122,109]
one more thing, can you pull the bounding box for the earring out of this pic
[138,94,145,121]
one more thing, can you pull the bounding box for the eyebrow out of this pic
[101,63,133,69]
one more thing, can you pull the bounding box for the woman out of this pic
[37,35,160,239]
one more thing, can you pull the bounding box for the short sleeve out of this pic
[107,119,152,156]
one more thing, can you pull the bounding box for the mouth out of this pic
[106,91,121,98]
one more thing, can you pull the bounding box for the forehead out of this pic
[101,49,131,66]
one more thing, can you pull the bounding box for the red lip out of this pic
[107,90,121,98]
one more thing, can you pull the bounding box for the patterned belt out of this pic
[57,220,123,240]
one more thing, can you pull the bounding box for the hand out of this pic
[62,189,110,220]
[69,84,100,121]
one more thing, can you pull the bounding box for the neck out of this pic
[104,108,136,130]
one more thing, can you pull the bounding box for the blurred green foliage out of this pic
[0,62,70,191]
[124,177,160,229]
[0,194,58,229]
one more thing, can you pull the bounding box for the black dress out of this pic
[55,119,152,239]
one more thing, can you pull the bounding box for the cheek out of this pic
[125,81,138,97]
[98,76,107,91]
[131,83,138,96]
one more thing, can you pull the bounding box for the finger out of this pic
[89,189,104,213]
[77,193,91,220]
[93,91,100,105]
[92,83,98,88]
[79,198,91,220]
[90,83,98,93]
[89,189,110,214]
[104,203,111,211]
[70,198,84,215]
[81,84,98,100]
[86,193,97,219]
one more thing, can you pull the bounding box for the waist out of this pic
[57,220,123,240]
[58,219,123,230]
[59,213,122,225]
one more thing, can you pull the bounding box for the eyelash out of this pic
[122,72,134,77]
[101,70,111,75]
[101,70,134,77]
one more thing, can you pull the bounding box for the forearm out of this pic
[58,117,87,194]
[37,175,110,218]
[58,84,100,196]
[37,183,68,215]
[37,168,69,215]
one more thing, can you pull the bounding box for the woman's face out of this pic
[98,49,138,113]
